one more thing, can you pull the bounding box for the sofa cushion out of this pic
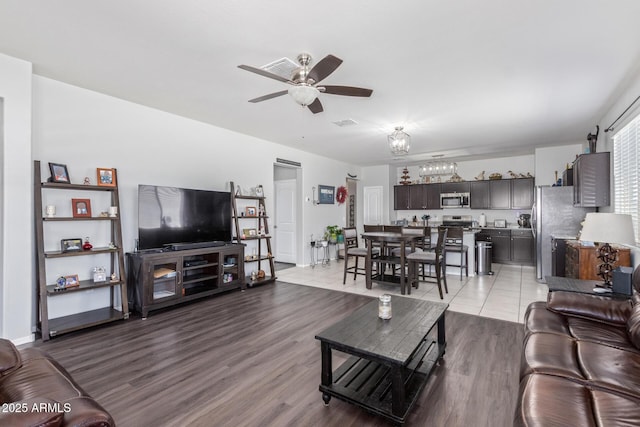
[0,339,22,377]
[515,373,640,427]
[524,302,635,352]
[627,294,640,349]
[547,291,632,326]
[520,333,583,380]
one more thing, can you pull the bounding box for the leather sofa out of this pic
[0,339,114,427]
[515,265,640,426]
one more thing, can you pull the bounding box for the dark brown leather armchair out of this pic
[0,339,114,427]
[515,265,640,426]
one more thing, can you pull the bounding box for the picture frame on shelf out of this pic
[64,274,80,288]
[242,228,257,237]
[72,198,92,218]
[48,162,70,183]
[245,206,257,217]
[61,238,82,253]
[97,167,116,187]
[255,185,264,197]
[318,185,335,204]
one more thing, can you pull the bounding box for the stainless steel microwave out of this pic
[440,192,470,208]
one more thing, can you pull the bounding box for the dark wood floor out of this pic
[24,282,524,427]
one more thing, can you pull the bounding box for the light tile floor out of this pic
[276,260,549,323]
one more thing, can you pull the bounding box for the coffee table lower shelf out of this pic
[320,337,444,425]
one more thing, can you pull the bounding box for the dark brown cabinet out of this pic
[489,180,511,209]
[573,152,610,207]
[424,183,441,209]
[511,229,534,264]
[394,184,440,210]
[487,229,511,263]
[394,185,411,210]
[511,178,534,210]
[127,244,245,318]
[440,182,470,193]
[470,181,490,209]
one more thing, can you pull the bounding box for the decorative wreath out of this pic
[336,186,348,205]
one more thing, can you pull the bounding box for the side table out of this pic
[545,276,630,299]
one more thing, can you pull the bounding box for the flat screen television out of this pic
[138,184,232,250]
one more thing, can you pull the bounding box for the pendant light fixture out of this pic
[388,126,411,156]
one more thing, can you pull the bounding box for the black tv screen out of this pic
[138,184,232,250]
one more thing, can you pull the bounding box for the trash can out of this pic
[475,241,494,275]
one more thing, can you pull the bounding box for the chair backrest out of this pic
[383,225,402,233]
[342,227,359,249]
[364,224,383,232]
[442,226,463,247]
[435,227,449,258]
[403,226,431,249]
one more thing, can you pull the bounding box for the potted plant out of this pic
[324,225,343,243]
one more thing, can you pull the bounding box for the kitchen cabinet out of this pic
[394,183,441,210]
[511,229,534,264]
[486,229,511,263]
[470,181,490,209]
[409,184,425,209]
[573,152,610,207]
[511,178,534,210]
[489,180,511,209]
[394,185,411,210]
[424,183,441,209]
[440,182,470,193]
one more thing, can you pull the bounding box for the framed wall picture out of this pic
[72,198,92,218]
[48,162,70,183]
[97,167,117,187]
[318,185,335,204]
[61,238,83,253]
[245,206,257,217]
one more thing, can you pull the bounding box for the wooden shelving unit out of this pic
[33,160,129,341]
[230,182,276,287]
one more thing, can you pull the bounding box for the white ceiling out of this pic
[1,0,639,166]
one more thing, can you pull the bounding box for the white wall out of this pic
[28,75,360,329]
[534,144,583,186]
[0,53,33,343]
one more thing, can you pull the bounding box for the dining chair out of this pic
[342,227,379,284]
[442,226,469,280]
[407,227,449,299]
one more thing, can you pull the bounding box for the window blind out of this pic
[613,113,640,243]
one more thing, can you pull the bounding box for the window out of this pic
[613,113,640,243]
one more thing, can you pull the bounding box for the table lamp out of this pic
[579,213,635,290]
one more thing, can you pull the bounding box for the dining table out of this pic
[361,232,419,295]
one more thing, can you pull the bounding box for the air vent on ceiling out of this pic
[261,57,299,79]
[332,119,359,127]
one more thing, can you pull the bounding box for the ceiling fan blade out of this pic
[307,98,324,114]
[238,64,292,83]
[248,90,288,103]
[307,55,343,84]
[321,85,373,97]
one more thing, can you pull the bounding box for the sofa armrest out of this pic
[0,398,63,427]
[547,291,633,326]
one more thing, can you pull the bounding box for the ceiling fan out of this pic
[238,53,373,114]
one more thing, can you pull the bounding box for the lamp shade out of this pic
[288,85,319,106]
[579,213,636,246]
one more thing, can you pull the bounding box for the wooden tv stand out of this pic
[126,244,245,318]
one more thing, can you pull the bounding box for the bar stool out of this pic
[407,227,449,299]
[342,227,380,284]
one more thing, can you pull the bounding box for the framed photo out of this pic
[255,185,264,197]
[97,167,117,187]
[61,238,82,253]
[245,206,257,217]
[72,198,92,218]
[242,228,257,238]
[318,185,335,204]
[48,162,70,183]
[64,274,80,288]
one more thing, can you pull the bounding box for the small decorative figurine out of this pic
[108,241,116,249]
[56,276,66,288]
[110,273,118,282]
[83,176,91,185]
[82,237,93,251]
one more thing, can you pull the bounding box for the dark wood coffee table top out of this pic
[315,297,448,365]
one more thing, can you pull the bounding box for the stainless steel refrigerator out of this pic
[533,186,595,282]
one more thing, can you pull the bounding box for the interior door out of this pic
[364,186,383,225]
[274,179,296,263]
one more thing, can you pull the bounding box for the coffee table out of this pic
[315,297,448,425]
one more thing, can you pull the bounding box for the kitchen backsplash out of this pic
[394,208,529,227]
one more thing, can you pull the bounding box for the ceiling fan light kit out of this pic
[288,85,319,106]
[388,126,411,156]
[238,53,373,114]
